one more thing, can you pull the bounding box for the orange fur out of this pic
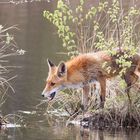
[42,51,140,109]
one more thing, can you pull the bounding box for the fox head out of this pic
[41,59,67,100]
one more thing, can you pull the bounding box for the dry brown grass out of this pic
[0,25,25,127]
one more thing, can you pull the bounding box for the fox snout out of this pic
[41,89,56,100]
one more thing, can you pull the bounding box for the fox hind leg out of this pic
[123,71,139,103]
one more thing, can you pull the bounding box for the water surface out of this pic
[1,112,140,140]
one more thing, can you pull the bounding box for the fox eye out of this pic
[50,82,55,86]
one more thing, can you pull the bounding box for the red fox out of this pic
[41,50,140,109]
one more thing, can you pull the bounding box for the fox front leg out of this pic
[98,76,106,108]
[81,85,90,112]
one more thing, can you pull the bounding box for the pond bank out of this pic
[67,102,140,129]
[67,109,140,129]
[47,91,140,129]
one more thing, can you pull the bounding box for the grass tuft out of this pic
[0,25,25,127]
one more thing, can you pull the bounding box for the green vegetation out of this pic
[43,0,139,75]
[43,0,140,128]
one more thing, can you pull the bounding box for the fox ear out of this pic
[57,62,67,77]
[47,59,55,68]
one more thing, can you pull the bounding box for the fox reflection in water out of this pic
[75,127,140,140]
[78,128,104,140]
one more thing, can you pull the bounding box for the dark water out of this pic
[1,115,140,140]
[0,112,140,140]
[0,1,140,140]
